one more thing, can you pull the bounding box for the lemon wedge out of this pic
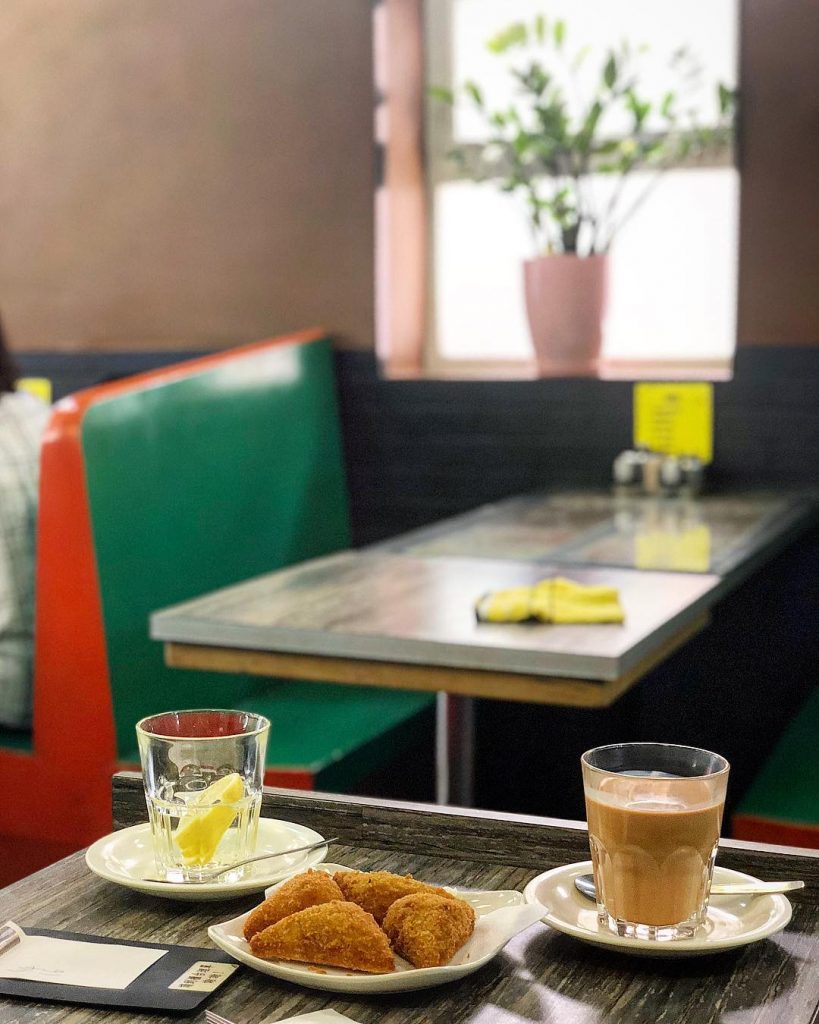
[174,772,245,865]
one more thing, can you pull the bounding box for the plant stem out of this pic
[599,167,666,250]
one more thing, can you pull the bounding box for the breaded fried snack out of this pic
[243,869,345,941]
[383,892,476,968]
[249,900,395,974]
[333,870,455,925]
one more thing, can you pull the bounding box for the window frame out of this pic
[376,0,738,380]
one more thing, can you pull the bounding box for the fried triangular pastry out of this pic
[383,892,475,968]
[333,869,455,925]
[243,869,344,940]
[249,900,395,974]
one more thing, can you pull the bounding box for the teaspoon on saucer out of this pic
[143,835,338,884]
[573,873,804,902]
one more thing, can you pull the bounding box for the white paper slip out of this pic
[0,922,167,990]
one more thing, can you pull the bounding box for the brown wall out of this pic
[2,1,818,353]
[738,0,819,345]
[0,0,375,351]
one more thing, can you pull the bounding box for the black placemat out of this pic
[0,929,241,1013]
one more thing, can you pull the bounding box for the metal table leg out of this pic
[435,692,475,806]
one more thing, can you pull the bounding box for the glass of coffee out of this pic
[582,742,729,940]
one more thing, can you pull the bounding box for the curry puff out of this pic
[333,869,455,925]
[243,869,345,941]
[383,892,476,968]
[249,901,395,974]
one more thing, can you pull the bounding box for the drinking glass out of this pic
[136,709,270,882]
[581,742,729,940]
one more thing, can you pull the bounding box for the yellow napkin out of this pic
[475,577,625,624]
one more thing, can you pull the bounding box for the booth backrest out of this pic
[79,333,349,758]
[0,331,431,871]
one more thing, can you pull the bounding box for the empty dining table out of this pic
[150,489,817,806]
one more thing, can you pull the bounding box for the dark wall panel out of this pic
[334,347,819,546]
[22,345,818,547]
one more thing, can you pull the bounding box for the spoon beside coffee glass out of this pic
[574,873,804,902]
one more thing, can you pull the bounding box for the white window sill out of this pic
[383,357,734,382]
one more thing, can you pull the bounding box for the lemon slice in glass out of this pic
[175,772,245,865]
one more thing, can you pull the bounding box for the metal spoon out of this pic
[143,835,338,884]
[574,872,804,901]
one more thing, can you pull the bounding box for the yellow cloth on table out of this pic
[475,577,625,624]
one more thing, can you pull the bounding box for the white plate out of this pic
[523,860,793,957]
[209,863,536,993]
[85,819,327,901]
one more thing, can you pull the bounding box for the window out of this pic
[376,0,739,379]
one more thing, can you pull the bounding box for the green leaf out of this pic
[487,22,528,54]
[603,53,618,90]
[572,45,591,70]
[534,13,546,44]
[535,101,569,144]
[660,91,675,118]
[516,62,551,96]
[512,131,534,157]
[639,137,663,160]
[428,85,455,106]
[576,100,603,151]
[464,80,484,107]
[553,19,566,48]
[671,45,691,66]
[625,90,651,128]
[718,82,735,116]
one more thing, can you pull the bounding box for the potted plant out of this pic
[432,16,736,374]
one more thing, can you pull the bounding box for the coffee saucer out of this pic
[85,818,327,901]
[523,861,792,957]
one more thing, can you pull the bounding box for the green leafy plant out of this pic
[432,16,737,257]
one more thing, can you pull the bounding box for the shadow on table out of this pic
[510,928,801,1022]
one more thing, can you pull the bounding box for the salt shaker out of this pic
[660,456,683,496]
[679,456,705,496]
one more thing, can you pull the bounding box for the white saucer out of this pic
[85,819,327,901]
[523,861,792,957]
[209,863,543,993]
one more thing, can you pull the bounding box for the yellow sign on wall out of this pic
[633,382,713,464]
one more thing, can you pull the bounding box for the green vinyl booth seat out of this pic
[732,687,819,849]
[82,331,433,784]
[0,331,433,880]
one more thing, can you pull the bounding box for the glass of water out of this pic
[136,709,270,882]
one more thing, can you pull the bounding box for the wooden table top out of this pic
[151,489,817,703]
[151,551,718,683]
[2,774,818,1024]
[380,490,817,578]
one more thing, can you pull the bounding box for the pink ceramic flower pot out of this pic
[523,253,609,375]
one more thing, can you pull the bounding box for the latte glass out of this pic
[582,742,729,940]
[137,709,269,882]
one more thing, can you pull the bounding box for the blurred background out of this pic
[0,1,817,882]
